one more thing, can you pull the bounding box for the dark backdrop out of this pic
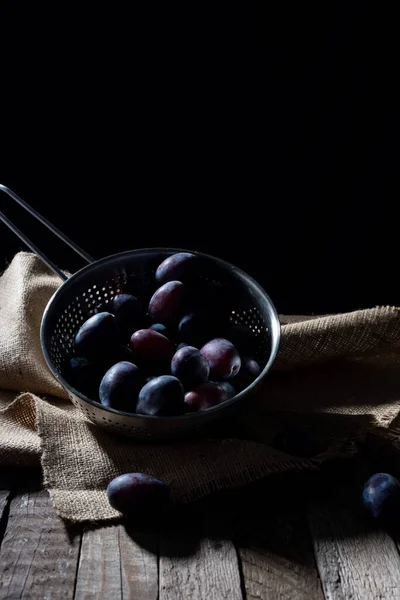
[1,2,399,314]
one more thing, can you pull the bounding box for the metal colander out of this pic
[1,184,280,440]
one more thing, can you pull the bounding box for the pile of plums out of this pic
[67,252,262,416]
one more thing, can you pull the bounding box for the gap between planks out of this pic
[0,487,81,599]
[235,508,324,600]
[308,505,400,600]
[74,524,158,600]
[0,486,160,600]
[159,531,243,600]
[5,481,400,600]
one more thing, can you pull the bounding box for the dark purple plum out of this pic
[67,356,103,399]
[148,281,185,323]
[109,293,143,341]
[217,381,236,399]
[155,252,197,284]
[171,345,210,390]
[130,329,173,363]
[362,473,400,524]
[176,342,188,351]
[235,356,261,389]
[178,311,222,347]
[273,426,319,458]
[149,323,171,338]
[74,312,119,362]
[136,375,185,416]
[184,382,228,411]
[99,361,143,412]
[225,324,256,354]
[200,338,241,380]
[107,472,171,515]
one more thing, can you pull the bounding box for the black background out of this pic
[0,2,399,314]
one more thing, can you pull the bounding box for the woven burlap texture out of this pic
[1,253,400,522]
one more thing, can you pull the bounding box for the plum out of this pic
[107,472,171,515]
[148,281,184,322]
[74,312,119,362]
[235,356,261,389]
[155,252,197,284]
[109,293,143,341]
[217,381,236,399]
[200,338,241,380]
[130,329,173,363]
[149,323,170,337]
[171,345,210,390]
[184,382,228,411]
[136,375,185,416]
[362,473,400,523]
[99,361,143,411]
[178,311,222,347]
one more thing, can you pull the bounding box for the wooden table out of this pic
[1,468,400,599]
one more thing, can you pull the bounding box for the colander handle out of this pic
[0,184,94,281]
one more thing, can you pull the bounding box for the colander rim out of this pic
[40,247,281,422]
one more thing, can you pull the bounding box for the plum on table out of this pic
[107,472,171,514]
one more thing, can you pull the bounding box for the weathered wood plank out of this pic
[159,533,243,600]
[120,528,158,600]
[308,506,400,600]
[0,488,81,600]
[236,511,324,600]
[74,525,158,600]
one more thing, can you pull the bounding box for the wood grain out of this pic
[236,511,324,600]
[74,525,158,600]
[0,488,81,600]
[159,533,243,600]
[308,506,400,600]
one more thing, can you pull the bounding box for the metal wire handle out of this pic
[0,184,94,281]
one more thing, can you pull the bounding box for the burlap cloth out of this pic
[1,253,400,522]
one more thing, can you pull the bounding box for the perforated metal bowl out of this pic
[1,186,280,441]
